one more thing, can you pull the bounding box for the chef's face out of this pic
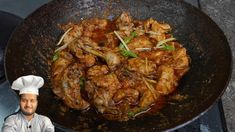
[20,94,38,116]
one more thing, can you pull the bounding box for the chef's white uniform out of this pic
[2,112,54,132]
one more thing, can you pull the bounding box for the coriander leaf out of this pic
[119,31,138,49]
[127,111,135,117]
[162,44,175,51]
[127,108,148,118]
[130,31,138,37]
[119,44,125,50]
[124,31,138,44]
[79,77,86,90]
[121,50,138,58]
[52,51,60,62]
[124,37,132,44]
[114,31,130,51]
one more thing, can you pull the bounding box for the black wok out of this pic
[4,0,232,131]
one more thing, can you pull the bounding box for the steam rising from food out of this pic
[51,12,190,121]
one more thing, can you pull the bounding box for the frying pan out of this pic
[4,0,232,131]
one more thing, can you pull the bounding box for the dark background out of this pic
[0,0,234,131]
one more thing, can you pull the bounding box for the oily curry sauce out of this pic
[51,12,190,121]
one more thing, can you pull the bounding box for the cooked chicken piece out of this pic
[128,35,154,50]
[138,50,173,65]
[144,18,171,41]
[155,65,177,95]
[77,36,98,48]
[51,51,74,98]
[113,88,139,105]
[67,40,84,58]
[144,18,171,33]
[84,80,96,99]
[52,12,190,121]
[127,58,156,75]
[92,73,121,90]
[104,51,122,70]
[172,48,190,77]
[63,24,83,44]
[115,12,134,36]
[87,65,109,78]
[139,90,157,108]
[79,54,96,67]
[132,21,145,36]
[150,34,166,42]
[81,46,122,70]
[92,18,109,30]
[93,88,116,113]
[105,32,119,49]
[82,18,108,39]
[91,73,121,113]
[90,19,109,44]
[117,75,136,89]
[115,67,141,89]
[135,82,149,96]
[59,63,90,110]
[52,51,73,76]
[67,40,97,67]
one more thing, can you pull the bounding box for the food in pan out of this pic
[51,12,190,121]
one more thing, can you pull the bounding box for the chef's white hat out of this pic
[11,75,44,95]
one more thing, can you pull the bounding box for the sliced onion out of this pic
[56,27,73,46]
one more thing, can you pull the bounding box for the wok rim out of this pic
[4,0,233,131]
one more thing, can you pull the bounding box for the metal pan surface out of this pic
[4,0,232,131]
